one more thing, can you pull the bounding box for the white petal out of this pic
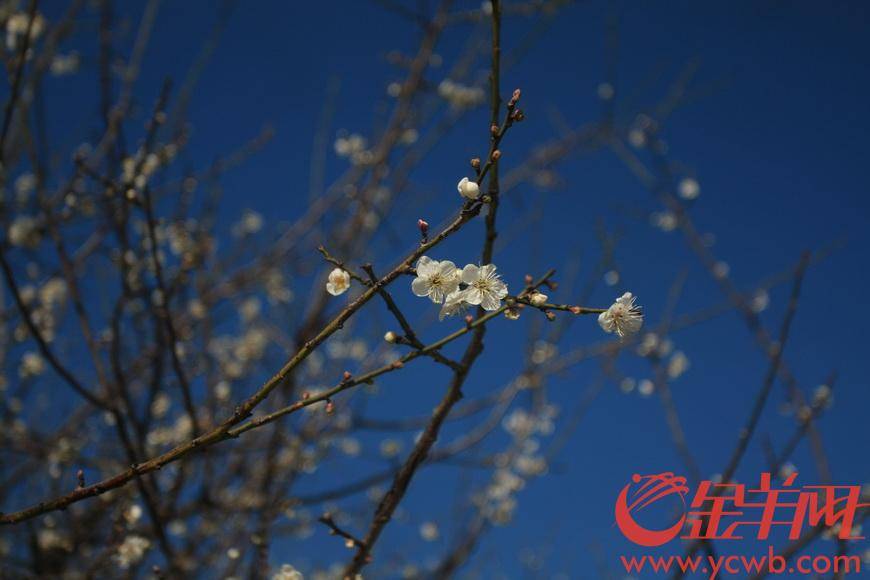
[438,260,457,276]
[598,311,614,333]
[416,256,437,277]
[480,292,502,311]
[411,277,432,297]
[492,280,508,299]
[464,287,483,306]
[461,264,480,284]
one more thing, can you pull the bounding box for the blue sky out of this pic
[31,0,870,576]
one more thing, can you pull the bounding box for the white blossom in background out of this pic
[412,256,460,303]
[503,409,536,439]
[239,297,261,322]
[8,215,40,248]
[638,379,655,397]
[400,128,418,145]
[50,52,80,75]
[620,377,636,393]
[150,393,170,418]
[379,439,402,458]
[333,133,367,158]
[713,261,730,279]
[438,79,485,110]
[188,298,207,319]
[596,82,614,100]
[778,462,797,480]
[667,351,690,379]
[124,504,143,525]
[598,292,643,338]
[751,289,770,313]
[37,528,71,552]
[386,81,402,97]
[6,11,45,51]
[651,210,677,232]
[604,269,620,286]
[419,521,440,541]
[325,268,351,296]
[813,384,833,408]
[457,177,481,200]
[232,209,264,237]
[14,173,36,201]
[113,535,150,569]
[678,177,701,200]
[628,127,646,148]
[461,264,508,311]
[530,340,557,365]
[271,564,303,580]
[19,351,45,378]
[39,278,67,307]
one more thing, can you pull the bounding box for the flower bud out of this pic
[529,292,548,307]
[457,177,481,200]
[384,331,398,343]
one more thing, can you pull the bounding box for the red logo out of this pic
[615,472,689,546]
[616,472,868,546]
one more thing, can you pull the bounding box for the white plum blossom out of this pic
[412,256,460,303]
[457,177,481,200]
[461,264,508,311]
[598,292,643,338]
[439,289,469,320]
[326,268,351,296]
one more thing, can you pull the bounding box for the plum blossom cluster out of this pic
[411,256,508,320]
